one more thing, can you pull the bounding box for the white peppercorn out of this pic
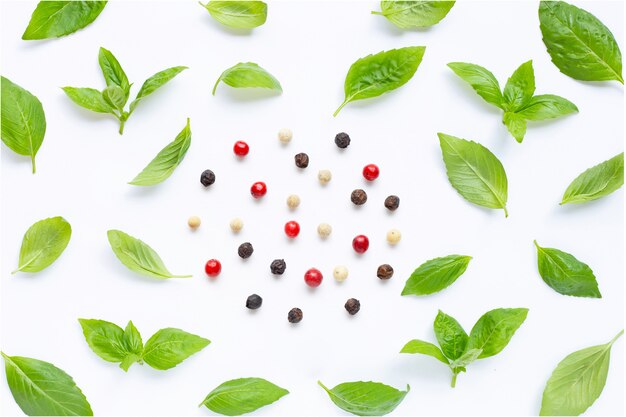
[387,229,401,245]
[230,218,243,233]
[278,128,292,144]
[318,169,332,184]
[317,223,332,238]
[286,194,300,209]
[188,216,201,229]
[333,266,349,282]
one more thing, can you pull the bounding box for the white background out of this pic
[1,1,623,416]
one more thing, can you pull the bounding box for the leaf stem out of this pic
[333,99,349,117]
[119,120,125,135]
[610,329,624,345]
[31,155,36,174]
[503,206,509,218]
[371,10,383,15]
[450,373,457,388]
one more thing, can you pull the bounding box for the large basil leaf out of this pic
[433,310,468,360]
[400,339,449,364]
[318,381,409,416]
[142,328,210,370]
[447,62,503,108]
[79,319,132,362]
[22,1,107,40]
[502,60,535,111]
[401,254,471,296]
[212,62,282,95]
[467,308,528,358]
[12,216,71,274]
[561,153,624,205]
[372,1,455,29]
[200,1,267,29]
[129,66,188,113]
[62,87,115,114]
[98,47,130,99]
[200,377,288,416]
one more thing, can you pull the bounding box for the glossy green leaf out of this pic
[212,62,281,95]
[400,339,449,365]
[102,85,126,111]
[12,216,71,274]
[98,47,130,98]
[401,254,472,296]
[1,352,93,416]
[129,66,187,113]
[561,153,624,205]
[503,111,527,143]
[467,308,528,358]
[200,1,267,29]
[120,321,143,371]
[334,46,425,116]
[22,1,107,40]
[372,1,455,29]
[447,62,503,108]
[502,60,535,111]
[78,319,137,368]
[517,94,578,121]
[434,310,468,360]
[1,76,46,173]
[62,87,115,114]
[534,241,601,298]
[539,1,623,83]
[199,377,288,416]
[142,328,210,370]
[450,348,482,370]
[318,381,409,416]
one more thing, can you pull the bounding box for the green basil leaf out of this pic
[102,85,126,111]
[438,133,509,216]
[517,94,578,121]
[129,118,191,186]
[124,321,143,356]
[401,254,471,296]
[1,76,46,173]
[539,1,623,83]
[540,330,623,416]
[98,47,130,98]
[212,62,282,95]
[467,308,528,359]
[561,153,624,205]
[503,111,527,143]
[78,319,132,364]
[107,229,191,279]
[142,328,210,370]
[447,62,503,108]
[534,240,601,298]
[334,46,425,116]
[62,86,116,114]
[129,66,187,113]
[200,1,268,29]
[318,380,409,416]
[433,310,468,360]
[22,1,107,40]
[503,60,535,111]
[199,377,288,416]
[1,352,93,416]
[12,216,71,274]
[400,339,449,365]
[450,348,482,370]
[372,1,455,29]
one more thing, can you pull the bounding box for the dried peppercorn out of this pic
[246,294,262,309]
[352,235,369,253]
[317,223,332,238]
[278,128,293,144]
[335,132,351,148]
[363,164,380,181]
[384,195,400,211]
[250,181,267,198]
[377,264,394,280]
[200,169,215,187]
[294,153,309,168]
[205,259,221,277]
[318,169,332,184]
[304,268,323,287]
[238,242,254,259]
[351,189,367,205]
[270,259,286,275]
[188,216,201,229]
[344,298,360,315]
[387,229,401,245]
[288,307,303,323]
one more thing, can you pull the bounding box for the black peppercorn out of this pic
[238,242,254,259]
[294,153,309,168]
[288,307,303,323]
[270,259,287,275]
[344,298,360,315]
[334,132,351,149]
[351,189,367,205]
[377,264,394,280]
[384,195,400,211]
[200,169,215,187]
[246,294,263,309]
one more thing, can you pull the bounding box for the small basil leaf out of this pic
[1,352,93,416]
[62,86,116,114]
[78,319,130,363]
[400,339,449,365]
[22,1,107,40]
[450,348,482,370]
[517,94,578,121]
[334,46,425,116]
[199,377,288,416]
[142,328,210,370]
[12,216,71,274]
[503,112,527,143]
[212,62,282,95]
[107,229,191,279]
[98,47,130,98]
[433,310,468,360]
[438,133,509,216]
[1,76,46,173]
[539,1,623,83]
[102,85,126,111]
[467,308,528,358]
[200,1,268,29]
[401,254,471,296]
[534,240,601,298]
[318,380,409,416]
[124,321,143,356]
[447,62,503,108]
[372,1,455,29]
[561,153,624,205]
[503,60,535,111]
[129,66,187,114]
[129,118,191,186]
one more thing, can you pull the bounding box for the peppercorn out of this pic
[318,169,332,185]
[233,140,249,157]
[352,235,369,254]
[335,132,351,148]
[188,216,201,229]
[384,195,400,211]
[246,294,262,309]
[286,194,300,209]
[205,259,221,277]
[200,169,215,187]
[333,266,348,282]
[284,220,300,238]
[363,164,380,181]
[278,128,292,144]
[317,223,332,238]
[304,268,323,287]
[377,264,394,280]
[230,218,243,233]
[387,229,401,245]
[270,259,286,275]
[294,153,309,168]
[351,189,367,205]
[344,298,360,315]
[250,181,267,198]
[238,242,254,259]
[288,307,303,323]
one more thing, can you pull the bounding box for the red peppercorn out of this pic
[205,259,221,277]
[284,220,300,238]
[250,182,267,198]
[233,141,249,157]
[363,164,380,181]
[352,235,369,253]
[304,268,323,287]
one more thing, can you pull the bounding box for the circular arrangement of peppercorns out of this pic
[377,264,394,280]
[384,195,400,211]
[238,242,254,259]
[270,259,286,275]
[288,308,303,323]
[344,298,360,315]
[335,132,351,148]
[294,152,309,168]
[351,189,368,205]
[200,169,215,187]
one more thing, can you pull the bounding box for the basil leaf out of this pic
[517,94,578,121]
[539,1,623,83]
[78,319,134,366]
[1,76,46,173]
[107,229,191,279]
[503,112,527,143]
[561,153,624,205]
[534,240,601,298]
[129,66,188,113]
[12,216,71,274]
[503,60,535,111]
[433,310,468,360]
[450,348,482,370]
[200,1,268,29]
[401,254,472,296]
[22,1,107,40]
[438,133,509,216]
[318,381,409,416]
[1,352,93,416]
[540,330,623,416]
[129,118,191,186]
[212,62,282,95]
[334,46,425,116]
[467,308,528,358]
[372,1,455,29]
[199,377,288,415]
[62,86,116,114]
[142,328,210,370]
[98,47,130,98]
[120,321,143,371]
[400,339,449,365]
[447,62,503,108]
[102,85,126,111]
